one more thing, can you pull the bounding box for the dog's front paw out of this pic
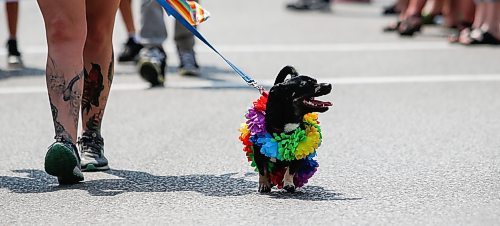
[258,174,272,193]
[258,183,272,193]
[283,182,296,193]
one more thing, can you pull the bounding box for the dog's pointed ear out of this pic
[274,66,299,85]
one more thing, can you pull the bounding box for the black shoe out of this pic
[398,15,422,37]
[467,31,500,45]
[178,49,200,76]
[6,39,23,69]
[137,46,166,87]
[286,0,330,11]
[383,21,401,32]
[118,37,143,62]
[382,4,400,15]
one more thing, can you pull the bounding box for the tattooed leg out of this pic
[46,57,84,143]
[81,0,119,134]
[81,56,113,134]
[38,0,87,143]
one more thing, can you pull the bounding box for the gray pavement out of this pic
[1,0,500,225]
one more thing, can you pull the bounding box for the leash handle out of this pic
[156,0,265,92]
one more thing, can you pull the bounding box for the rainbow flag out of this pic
[164,0,210,26]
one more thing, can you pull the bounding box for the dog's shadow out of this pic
[0,169,359,201]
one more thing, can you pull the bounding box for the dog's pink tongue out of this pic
[309,99,333,107]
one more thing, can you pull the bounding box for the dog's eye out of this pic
[300,81,306,87]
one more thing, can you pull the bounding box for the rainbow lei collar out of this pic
[239,94,322,162]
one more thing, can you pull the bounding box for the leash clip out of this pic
[249,81,266,95]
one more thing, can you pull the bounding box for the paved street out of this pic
[1,0,500,225]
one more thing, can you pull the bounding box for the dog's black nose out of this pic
[320,83,332,93]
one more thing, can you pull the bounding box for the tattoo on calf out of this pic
[64,70,84,126]
[82,63,105,114]
[50,101,71,142]
[108,52,114,88]
[47,57,66,95]
[46,57,83,142]
[63,71,82,101]
[86,110,103,132]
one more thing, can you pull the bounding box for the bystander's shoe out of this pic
[137,46,166,87]
[382,4,400,15]
[178,49,200,76]
[286,0,331,11]
[44,138,84,184]
[118,37,144,62]
[78,130,109,172]
[6,39,23,69]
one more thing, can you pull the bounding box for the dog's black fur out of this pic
[254,66,332,193]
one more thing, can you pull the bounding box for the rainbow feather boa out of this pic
[239,94,322,188]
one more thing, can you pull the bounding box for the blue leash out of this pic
[156,0,265,93]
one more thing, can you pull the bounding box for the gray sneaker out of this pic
[44,138,84,184]
[178,49,200,76]
[137,46,166,87]
[78,131,109,172]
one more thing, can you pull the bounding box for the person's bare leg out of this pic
[383,0,409,31]
[481,2,500,39]
[5,1,24,68]
[441,0,457,27]
[450,0,475,28]
[6,1,18,39]
[38,0,86,184]
[398,0,410,20]
[449,0,475,42]
[429,0,444,15]
[78,0,119,172]
[117,0,142,62]
[397,0,410,12]
[473,2,486,28]
[81,0,119,134]
[119,0,136,36]
[495,2,500,37]
[405,0,427,17]
[38,0,86,144]
[461,0,476,24]
[460,2,491,44]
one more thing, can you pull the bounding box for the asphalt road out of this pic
[1,0,500,225]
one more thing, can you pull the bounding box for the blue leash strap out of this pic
[155,0,265,93]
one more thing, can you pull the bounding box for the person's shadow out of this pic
[0,169,360,201]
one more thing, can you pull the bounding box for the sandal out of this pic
[383,21,401,32]
[448,22,473,44]
[399,15,422,37]
[468,31,500,45]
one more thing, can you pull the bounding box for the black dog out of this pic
[254,66,332,192]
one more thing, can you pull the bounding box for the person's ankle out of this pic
[480,25,500,38]
[489,30,500,40]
